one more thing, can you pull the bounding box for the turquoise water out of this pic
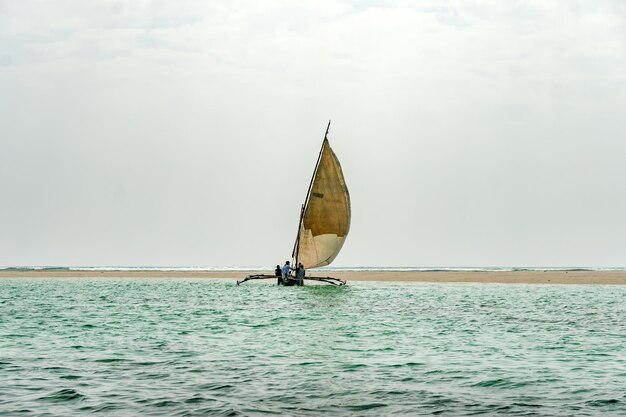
[1,279,625,416]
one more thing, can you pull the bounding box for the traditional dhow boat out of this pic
[237,121,350,286]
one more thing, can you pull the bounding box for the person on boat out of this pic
[275,264,283,285]
[281,261,291,283]
[296,262,305,286]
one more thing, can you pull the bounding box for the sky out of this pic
[1,0,625,267]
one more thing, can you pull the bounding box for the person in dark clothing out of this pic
[275,264,283,285]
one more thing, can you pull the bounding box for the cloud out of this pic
[1,0,625,266]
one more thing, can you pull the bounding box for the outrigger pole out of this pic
[237,274,345,286]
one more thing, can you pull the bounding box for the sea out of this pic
[1,271,625,416]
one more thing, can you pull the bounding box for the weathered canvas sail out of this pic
[295,136,351,269]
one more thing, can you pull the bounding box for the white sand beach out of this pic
[2,269,625,285]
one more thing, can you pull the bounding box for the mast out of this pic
[292,120,331,268]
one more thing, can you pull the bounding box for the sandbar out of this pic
[1,270,625,284]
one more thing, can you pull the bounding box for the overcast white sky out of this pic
[1,0,625,267]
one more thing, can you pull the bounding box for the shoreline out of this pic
[1,270,626,284]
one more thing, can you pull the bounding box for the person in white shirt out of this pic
[281,261,291,283]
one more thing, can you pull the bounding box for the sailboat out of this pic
[237,121,350,286]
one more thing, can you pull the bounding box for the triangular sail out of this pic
[295,135,351,269]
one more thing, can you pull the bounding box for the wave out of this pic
[1,266,72,272]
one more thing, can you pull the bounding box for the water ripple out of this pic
[37,388,85,403]
[0,278,625,415]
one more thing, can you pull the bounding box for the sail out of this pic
[296,138,351,269]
